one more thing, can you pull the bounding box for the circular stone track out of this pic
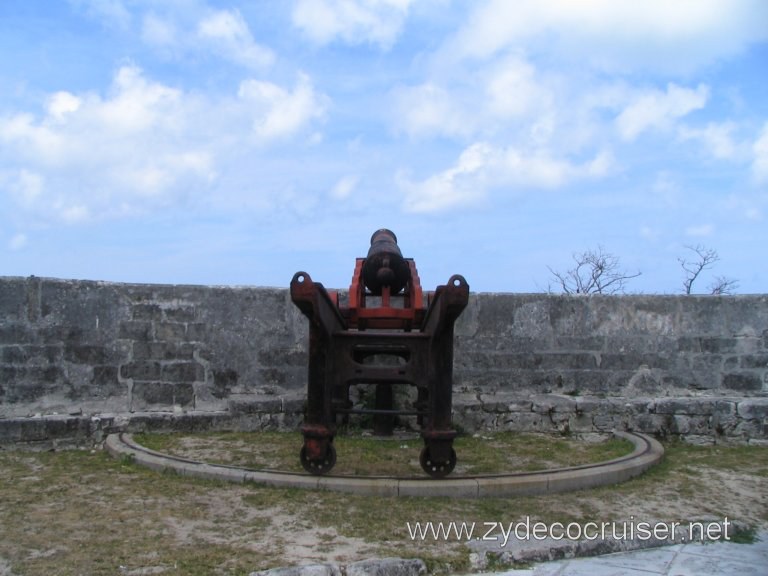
[105,431,663,498]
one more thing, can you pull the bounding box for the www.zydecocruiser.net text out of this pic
[406,516,733,547]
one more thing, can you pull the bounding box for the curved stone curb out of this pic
[105,431,663,498]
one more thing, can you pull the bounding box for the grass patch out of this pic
[0,437,765,575]
[730,524,760,544]
[132,430,635,477]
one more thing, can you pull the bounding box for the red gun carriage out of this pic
[290,229,468,477]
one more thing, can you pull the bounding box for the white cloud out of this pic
[392,54,556,141]
[678,122,740,159]
[292,0,414,49]
[399,142,491,212]
[8,170,45,206]
[70,0,132,30]
[651,171,682,207]
[753,123,768,184]
[639,226,661,241]
[111,151,216,200]
[9,233,28,251]
[238,73,328,141]
[615,83,709,141]
[399,142,612,213]
[47,92,82,123]
[330,175,359,199]
[138,7,273,69]
[392,82,473,138]
[685,224,714,237]
[0,65,326,225]
[0,114,68,166]
[58,203,91,224]
[485,56,552,120]
[96,65,182,134]
[451,0,768,73]
[197,9,274,69]
[141,12,178,47]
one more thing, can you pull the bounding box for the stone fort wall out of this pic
[1,276,766,447]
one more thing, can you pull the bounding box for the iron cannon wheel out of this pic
[300,444,337,475]
[419,446,456,478]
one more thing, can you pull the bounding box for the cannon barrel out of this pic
[362,229,411,295]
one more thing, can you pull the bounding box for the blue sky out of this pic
[1,0,767,294]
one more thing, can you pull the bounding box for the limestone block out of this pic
[723,372,763,391]
[346,558,426,576]
[250,563,341,576]
[737,399,768,420]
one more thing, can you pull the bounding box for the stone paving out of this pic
[493,531,768,576]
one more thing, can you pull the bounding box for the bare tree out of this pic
[547,246,641,294]
[708,275,739,295]
[678,244,738,295]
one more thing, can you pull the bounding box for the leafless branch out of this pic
[547,246,641,294]
[679,244,738,295]
[679,244,718,294]
[708,276,739,295]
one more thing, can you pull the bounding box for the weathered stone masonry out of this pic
[1,276,766,447]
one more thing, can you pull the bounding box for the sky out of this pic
[1,0,767,295]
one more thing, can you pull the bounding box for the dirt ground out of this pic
[0,433,766,575]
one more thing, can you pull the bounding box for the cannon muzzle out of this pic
[362,229,411,295]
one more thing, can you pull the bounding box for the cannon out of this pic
[361,229,410,296]
[291,229,469,477]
